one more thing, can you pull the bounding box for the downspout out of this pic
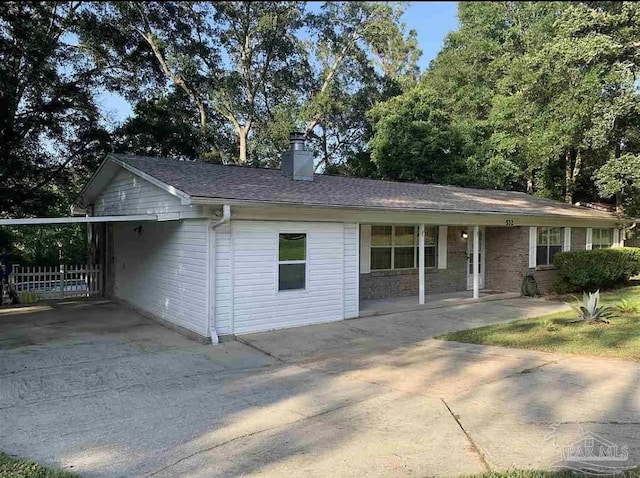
[211,204,231,229]
[208,205,231,344]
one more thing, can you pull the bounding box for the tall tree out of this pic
[82,1,305,164]
[303,1,421,169]
[0,1,107,217]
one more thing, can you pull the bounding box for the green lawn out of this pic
[439,287,640,361]
[0,453,80,478]
[460,470,640,478]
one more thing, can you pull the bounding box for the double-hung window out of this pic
[278,233,306,291]
[536,227,564,266]
[370,225,437,271]
[592,228,613,249]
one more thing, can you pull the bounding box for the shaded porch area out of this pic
[359,290,519,318]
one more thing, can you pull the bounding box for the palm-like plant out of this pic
[567,290,616,324]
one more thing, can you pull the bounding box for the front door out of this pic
[466,228,485,290]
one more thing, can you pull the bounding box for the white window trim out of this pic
[370,225,437,271]
[276,232,308,293]
[536,227,564,266]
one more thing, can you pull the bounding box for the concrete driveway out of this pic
[1,298,639,477]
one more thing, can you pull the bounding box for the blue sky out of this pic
[99,1,459,123]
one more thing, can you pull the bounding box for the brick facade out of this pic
[483,226,587,295]
[359,226,468,300]
[571,227,587,251]
[361,225,589,300]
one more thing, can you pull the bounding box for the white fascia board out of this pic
[0,215,160,226]
[189,198,628,227]
[73,157,118,209]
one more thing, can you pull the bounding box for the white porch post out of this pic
[473,225,480,299]
[419,224,425,305]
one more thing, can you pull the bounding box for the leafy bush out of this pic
[553,247,640,293]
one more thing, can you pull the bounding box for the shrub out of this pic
[566,290,615,323]
[553,247,640,293]
[617,298,639,314]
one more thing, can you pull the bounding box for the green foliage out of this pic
[0,2,110,218]
[367,1,640,205]
[617,298,639,314]
[553,247,640,292]
[567,290,616,323]
[0,452,80,478]
[367,86,467,183]
[595,153,640,216]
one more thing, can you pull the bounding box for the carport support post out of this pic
[419,224,425,305]
[473,225,480,299]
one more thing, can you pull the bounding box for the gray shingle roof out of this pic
[112,154,618,219]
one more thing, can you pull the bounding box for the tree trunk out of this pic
[238,126,248,164]
[526,171,534,194]
[563,148,582,204]
[564,149,578,204]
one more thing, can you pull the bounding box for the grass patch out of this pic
[460,469,640,478]
[439,287,640,361]
[0,453,80,478]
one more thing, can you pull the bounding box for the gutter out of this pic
[189,197,629,223]
[207,204,231,345]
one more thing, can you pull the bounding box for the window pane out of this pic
[394,247,415,269]
[538,228,548,245]
[550,228,563,245]
[394,226,415,246]
[425,246,436,268]
[371,226,392,246]
[279,263,305,291]
[424,227,437,246]
[371,248,392,270]
[279,233,306,261]
[549,245,562,263]
[596,228,612,246]
[536,245,548,266]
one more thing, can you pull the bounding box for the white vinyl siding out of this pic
[343,223,359,319]
[230,220,353,334]
[112,219,209,336]
[94,168,194,216]
[213,222,233,335]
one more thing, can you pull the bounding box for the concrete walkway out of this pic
[1,298,639,477]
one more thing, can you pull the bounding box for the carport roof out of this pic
[99,154,622,220]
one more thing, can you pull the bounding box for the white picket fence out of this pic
[9,264,102,302]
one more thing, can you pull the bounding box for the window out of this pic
[592,228,613,249]
[370,225,437,271]
[278,233,306,291]
[536,227,564,266]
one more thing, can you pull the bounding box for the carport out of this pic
[0,214,171,303]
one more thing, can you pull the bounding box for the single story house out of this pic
[70,134,628,342]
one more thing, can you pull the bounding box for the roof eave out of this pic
[189,196,629,223]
